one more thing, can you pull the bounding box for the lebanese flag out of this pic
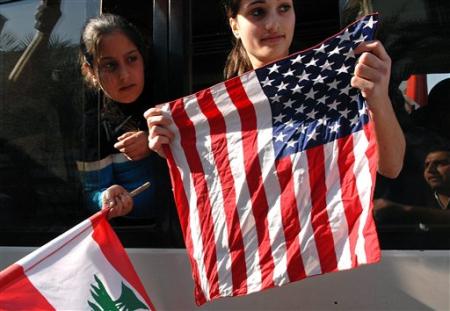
[0,210,155,310]
[406,74,428,107]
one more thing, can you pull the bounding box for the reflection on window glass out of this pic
[373,73,450,248]
[0,0,99,245]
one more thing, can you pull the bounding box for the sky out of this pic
[1,0,99,45]
[427,74,450,92]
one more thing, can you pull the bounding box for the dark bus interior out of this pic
[1,0,449,249]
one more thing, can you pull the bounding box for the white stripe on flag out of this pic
[353,129,372,263]
[183,92,233,297]
[210,83,263,294]
[290,152,322,276]
[241,72,289,287]
[324,140,352,270]
[163,101,211,300]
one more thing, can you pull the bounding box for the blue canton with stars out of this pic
[255,15,378,160]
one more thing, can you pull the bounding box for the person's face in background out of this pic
[229,0,295,69]
[424,151,450,195]
[93,31,145,104]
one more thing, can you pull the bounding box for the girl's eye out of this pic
[249,8,265,18]
[127,55,138,63]
[279,4,292,13]
[99,62,117,73]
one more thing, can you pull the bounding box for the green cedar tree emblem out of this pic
[88,274,149,311]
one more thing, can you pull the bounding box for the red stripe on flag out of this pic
[275,157,307,281]
[164,144,208,305]
[170,98,221,300]
[91,213,155,310]
[225,77,276,289]
[306,145,338,273]
[337,134,363,266]
[196,89,248,295]
[362,123,381,263]
[0,264,54,310]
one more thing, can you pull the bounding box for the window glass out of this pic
[0,0,99,245]
[340,0,450,249]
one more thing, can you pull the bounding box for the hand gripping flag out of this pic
[0,211,155,311]
[162,14,381,305]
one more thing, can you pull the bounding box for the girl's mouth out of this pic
[261,34,285,44]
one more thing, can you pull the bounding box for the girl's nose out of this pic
[265,12,279,32]
[118,65,130,80]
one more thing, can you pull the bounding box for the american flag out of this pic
[162,14,380,305]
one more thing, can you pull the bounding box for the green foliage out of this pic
[88,274,149,311]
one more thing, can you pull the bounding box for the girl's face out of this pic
[230,0,295,69]
[93,31,144,104]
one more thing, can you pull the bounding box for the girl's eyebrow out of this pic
[99,49,139,62]
[245,0,266,8]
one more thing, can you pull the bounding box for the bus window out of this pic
[341,0,450,249]
[0,0,99,246]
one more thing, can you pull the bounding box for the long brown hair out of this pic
[223,0,253,79]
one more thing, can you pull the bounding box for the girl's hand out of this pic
[352,40,391,113]
[352,40,405,178]
[144,107,174,158]
[102,185,133,219]
[114,130,151,161]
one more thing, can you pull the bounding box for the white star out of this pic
[292,84,303,94]
[296,123,308,134]
[268,63,280,74]
[282,69,295,77]
[343,48,355,59]
[340,108,351,118]
[313,74,325,84]
[329,122,341,132]
[340,85,352,95]
[283,99,295,108]
[306,58,317,67]
[273,113,285,123]
[328,100,340,110]
[317,116,329,126]
[354,34,366,44]
[336,64,349,74]
[305,88,317,100]
[275,131,286,142]
[296,69,310,82]
[314,43,327,54]
[291,54,304,64]
[350,115,360,126]
[285,119,295,128]
[363,16,376,29]
[317,95,328,104]
[276,81,288,91]
[287,140,296,148]
[320,60,334,71]
[295,105,306,114]
[329,46,343,56]
[338,29,352,42]
[359,106,367,116]
[307,129,319,141]
[350,94,359,103]
[271,94,282,102]
[261,77,274,87]
[306,109,318,119]
[327,79,339,90]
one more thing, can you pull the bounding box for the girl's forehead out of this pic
[98,31,137,54]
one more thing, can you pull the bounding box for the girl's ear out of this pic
[229,17,240,39]
[82,62,98,86]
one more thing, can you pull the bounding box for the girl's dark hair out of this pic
[223,0,253,79]
[79,14,148,88]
